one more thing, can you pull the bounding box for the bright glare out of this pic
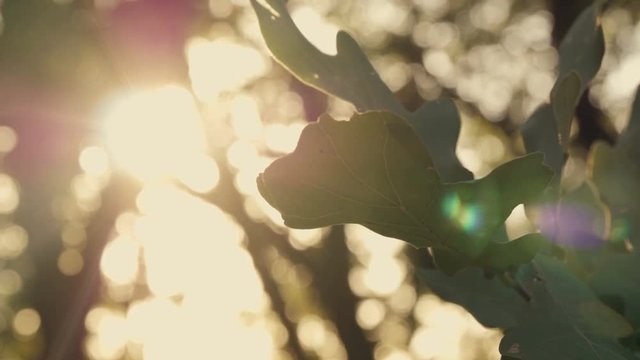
[231,94,263,141]
[291,5,339,55]
[0,224,28,260]
[264,122,305,154]
[100,84,218,192]
[0,269,22,296]
[100,236,140,285]
[12,308,41,338]
[85,308,128,360]
[58,248,84,276]
[0,126,17,154]
[356,298,386,330]
[187,38,268,102]
[91,180,278,359]
[79,146,110,177]
[0,174,19,214]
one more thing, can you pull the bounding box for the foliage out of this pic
[253,0,640,358]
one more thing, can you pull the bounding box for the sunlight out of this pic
[291,5,339,55]
[264,122,305,154]
[12,308,40,338]
[0,126,17,154]
[79,146,110,178]
[0,224,28,260]
[100,236,139,286]
[100,84,218,192]
[186,38,268,102]
[0,174,19,214]
[91,180,277,359]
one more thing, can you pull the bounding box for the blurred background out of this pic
[0,0,639,359]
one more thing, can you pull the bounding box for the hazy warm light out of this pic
[226,140,262,170]
[0,126,17,154]
[85,308,128,360]
[100,236,140,285]
[356,298,386,330]
[187,38,268,101]
[264,122,305,154]
[100,85,215,190]
[12,308,41,338]
[79,146,110,177]
[0,174,19,214]
[288,228,325,250]
[411,294,500,360]
[0,269,22,296]
[172,153,220,193]
[362,257,406,296]
[291,5,339,55]
[231,94,263,140]
[58,248,84,276]
[0,224,28,260]
[61,222,86,247]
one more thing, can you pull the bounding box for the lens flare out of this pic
[534,203,604,248]
[610,218,631,243]
[441,193,483,233]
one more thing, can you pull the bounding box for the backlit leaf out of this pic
[499,256,634,360]
[251,0,471,182]
[551,71,581,150]
[258,111,551,256]
[558,3,604,92]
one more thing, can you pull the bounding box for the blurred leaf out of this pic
[258,111,551,255]
[479,234,546,272]
[521,105,564,178]
[620,330,640,352]
[258,111,440,248]
[590,87,640,247]
[433,234,546,275]
[251,0,471,182]
[591,142,640,210]
[522,2,604,177]
[500,316,635,360]
[500,256,634,360]
[250,0,403,114]
[419,268,527,329]
[590,253,640,328]
[551,72,582,149]
[557,2,605,92]
[411,100,472,182]
[443,154,552,256]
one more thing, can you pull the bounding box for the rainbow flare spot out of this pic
[441,193,483,234]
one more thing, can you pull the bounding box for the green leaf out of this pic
[522,1,604,176]
[419,268,527,329]
[411,99,472,182]
[257,111,441,248]
[250,0,403,115]
[433,234,546,275]
[499,256,635,360]
[479,234,546,272]
[251,0,471,182]
[442,154,552,256]
[551,71,582,149]
[500,317,636,360]
[521,105,564,178]
[590,87,640,247]
[590,253,640,328]
[558,3,605,92]
[258,111,552,254]
[590,142,640,213]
